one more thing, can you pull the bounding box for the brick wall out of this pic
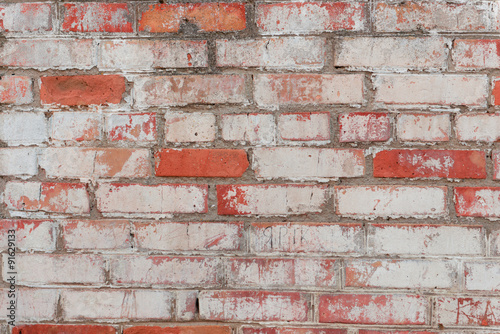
[0,1,499,333]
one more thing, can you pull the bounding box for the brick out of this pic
[110,256,221,286]
[61,289,173,320]
[0,3,52,33]
[336,37,448,71]
[221,113,275,145]
[492,77,500,106]
[155,149,249,177]
[374,2,495,32]
[217,37,325,70]
[0,39,93,69]
[453,40,500,70]
[373,74,488,108]
[134,75,247,107]
[12,325,116,334]
[493,151,500,180]
[253,148,365,180]
[61,220,131,250]
[96,183,207,215]
[0,76,33,104]
[0,220,56,252]
[254,74,364,109]
[358,331,435,334]
[250,222,363,255]
[124,326,231,334]
[256,2,365,34]
[338,112,390,142]
[397,113,450,142]
[435,297,500,326]
[3,181,90,215]
[490,230,500,256]
[40,75,126,106]
[319,294,427,324]
[7,254,105,284]
[62,3,132,33]
[133,222,243,252]
[199,291,310,321]
[50,112,101,142]
[335,186,447,219]
[226,258,336,288]
[106,113,156,143]
[175,291,198,321]
[367,224,483,256]
[6,288,59,321]
[242,328,346,334]
[346,259,457,289]
[456,114,500,141]
[99,40,208,71]
[165,112,216,143]
[0,148,38,177]
[40,147,151,179]
[139,3,246,33]
[465,262,500,291]
[455,187,500,217]
[0,112,47,146]
[217,184,328,216]
[278,112,330,142]
[373,149,486,179]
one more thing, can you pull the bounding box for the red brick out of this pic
[359,332,435,334]
[62,3,133,33]
[0,3,52,33]
[242,328,346,334]
[373,150,486,179]
[278,112,330,141]
[455,187,500,217]
[155,149,248,177]
[339,112,390,142]
[139,3,246,33]
[106,113,157,143]
[12,325,116,334]
[319,294,427,324]
[124,326,231,334]
[492,77,500,106]
[0,76,33,104]
[40,75,126,106]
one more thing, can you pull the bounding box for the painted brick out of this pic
[133,222,243,252]
[490,230,500,256]
[396,113,450,142]
[493,150,500,180]
[106,113,156,143]
[373,74,488,108]
[0,75,32,104]
[465,262,500,291]
[199,291,310,321]
[345,259,457,289]
[242,328,346,334]
[254,74,364,109]
[221,113,275,145]
[0,112,47,146]
[62,3,133,33]
[0,220,57,252]
[96,183,208,215]
[435,297,500,326]
[61,220,131,251]
[12,325,117,334]
[453,40,500,70]
[217,184,328,216]
[338,112,390,142]
[134,75,247,107]
[217,37,325,70]
[0,148,39,177]
[0,3,52,33]
[40,75,126,106]
[278,112,330,142]
[5,288,59,321]
[256,2,365,34]
[139,3,246,33]
[336,37,449,71]
[319,294,427,324]
[124,327,230,334]
[456,114,500,141]
[50,112,101,142]
[455,187,500,217]
[335,186,447,219]
[99,40,208,71]
[492,77,500,106]
[165,112,216,143]
[250,222,363,255]
[3,181,90,215]
[367,224,483,256]
[155,149,249,177]
[373,149,486,179]
[175,291,198,321]
[252,148,365,180]
[358,331,435,334]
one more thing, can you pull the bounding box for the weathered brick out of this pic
[278,112,330,142]
[242,328,346,334]
[217,184,328,216]
[252,148,365,180]
[139,3,246,33]
[221,113,275,145]
[124,326,230,334]
[0,75,32,104]
[4,288,59,321]
[0,3,52,33]
[0,112,47,146]
[465,262,500,291]
[175,291,198,321]
[456,114,500,141]
[490,230,500,256]
[397,113,450,142]
[61,220,131,250]
[62,3,133,33]
[0,148,39,177]
[106,113,156,143]
[358,331,435,334]
[453,39,500,70]
[165,112,216,143]
[155,149,249,177]
[492,77,500,106]
[335,186,447,219]
[455,187,500,217]
[338,112,390,142]
[12,325,116,334]
[0,220,57,252]
[256,2,365,34]
[435,297,500,326]
[50,112,102,142]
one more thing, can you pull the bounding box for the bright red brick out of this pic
[455,187,500,217]
[12,325,116,334]
[124,326,231,334]
[106,113,156,143]
[62,3,133,33]
[492,76,500,106]
[0,75,32,104]
[155,149,249,177]
[0,3,52,32]
[339,112,390,142]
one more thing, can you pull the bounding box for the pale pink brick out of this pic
[335,186,447,219]
[0,3,52,32]
[216,37,325,70]
[109,256,221,286]
[0,148,39,177]
[99,40,208,71]
[0,220,57,252]
[252,148,365,180]
[278,112,330,142]
[50,112,101,142]
[1,288,59,321]
[106,113,156,143]
[0,76,33,104]
[397,113,450,142]
[61,220,131,250]
[221,113,275,145]
[435,297,500,326]
[455,187,500,218]
[175,291,198,321]
[456,114,500,142]
[133,222,243,252]
[453,40,500,70]
[465,262,500,291]
[338,112,390,142]
[165,112,216,143]
[0,112,48,146]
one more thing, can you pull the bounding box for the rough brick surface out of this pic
[62,3,133,33]
[0,75,33,104]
